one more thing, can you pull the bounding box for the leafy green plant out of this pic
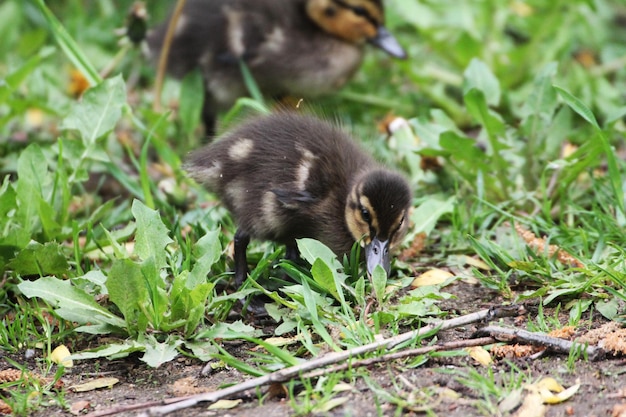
[18,199,222,366]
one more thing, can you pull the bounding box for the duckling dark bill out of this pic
[185,112,412,286]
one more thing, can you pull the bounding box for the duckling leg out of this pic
[285,241,300,262]
[233,229,250,287]
[201,96,217,138]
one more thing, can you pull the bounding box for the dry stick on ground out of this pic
[153,0,187,112]
[85,307,520,417]
[475,325,605,361]
[143,308,513,416]
[301,336,498,380]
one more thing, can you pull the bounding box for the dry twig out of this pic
[86,307,519,417]
[474,325,605,361]
[153,0,187,112]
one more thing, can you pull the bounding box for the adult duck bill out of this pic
[368,26,407,59]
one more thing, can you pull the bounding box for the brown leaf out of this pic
[612,403,626,417]
[68,68,90,98]
[69,400,91,415]
[169,376,207,396]
[266,382,288,400]
[399,232,427,261]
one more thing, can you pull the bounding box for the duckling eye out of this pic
[324,6,336,17]
[352,6,368,17]
[360,207,371,223]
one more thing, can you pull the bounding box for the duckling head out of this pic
[345,169,412,276]
[306,0,407,58]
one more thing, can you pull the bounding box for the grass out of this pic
[1,0,626,415]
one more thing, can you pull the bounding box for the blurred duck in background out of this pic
[147,0,406,136]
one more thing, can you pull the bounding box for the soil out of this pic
[5,282,626,417]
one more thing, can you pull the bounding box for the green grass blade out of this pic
[34,0,101,85]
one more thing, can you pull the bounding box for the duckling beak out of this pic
[365,237,391,276]
[368,26,407,59]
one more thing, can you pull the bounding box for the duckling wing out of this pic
[271,188,316,208]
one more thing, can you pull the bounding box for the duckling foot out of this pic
[233,229,250,288]
[240,295,272,318]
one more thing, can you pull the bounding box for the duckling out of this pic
[147,0,406,135]
[184,112,412,286]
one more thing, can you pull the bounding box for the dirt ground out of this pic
[7,282,626,417]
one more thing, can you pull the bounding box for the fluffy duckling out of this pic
[147,0,406,135]
[185,112,412,286]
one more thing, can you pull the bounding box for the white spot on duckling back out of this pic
[228,138,254,161]
[174,15,188,36]
[225,178,248,211]
[224,8,245,57]
[251,27,286,66]
[262,27,285,53]
[295,148,316,190]
[190,161,222,187]
[260,191,284,234]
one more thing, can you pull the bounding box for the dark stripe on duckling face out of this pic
[345,169,411,275]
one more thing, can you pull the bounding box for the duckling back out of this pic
[186,112,374,252]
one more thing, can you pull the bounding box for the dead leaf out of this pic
[514,391,546,417]
[467,346,493,366]
[399,232,427,261]
[522,378,580,406]
[332,382,356,393]
[256,336,299,348]
[411,268,454,287]
[68,68,90,98]
[312,397,349,413]
[612,403,626,417]
[50,345,73,368]
[69,400,91,415]
[499,388,524,414]
[69,377,119,392]
[208,399,242,410]
[266,382,288,400]
[535,377,564,393]
[170,376,207,396]
[541,382,580,404]
[461,255,492,271]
